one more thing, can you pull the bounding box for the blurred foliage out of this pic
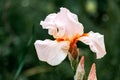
[0,0,120,80]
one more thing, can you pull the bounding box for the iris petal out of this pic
[40,7,84,40]
[34,39,70,66]
[79,31,106,59]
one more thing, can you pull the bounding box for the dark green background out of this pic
[0,0,120,80]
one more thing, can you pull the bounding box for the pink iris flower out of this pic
[34,7,106,66]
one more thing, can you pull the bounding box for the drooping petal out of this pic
[34,39,70,66]
[79,31,106,59]
[74,56,85,80]
[88,63,97,80]
[40,7,84,40]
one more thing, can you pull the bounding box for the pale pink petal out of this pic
[74,56,85,80]
[88,63,97,80]
[40,7,84,40]
[79,31,106,59]
[40,13,58,36]
[34,39,70,66]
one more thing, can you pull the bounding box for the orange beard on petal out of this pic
[56,38,64,42]
[56,34,81,59]
[81,33,88,37]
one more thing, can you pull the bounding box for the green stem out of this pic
[13,25,35,80]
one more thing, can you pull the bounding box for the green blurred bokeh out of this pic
[0,0,120,80]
